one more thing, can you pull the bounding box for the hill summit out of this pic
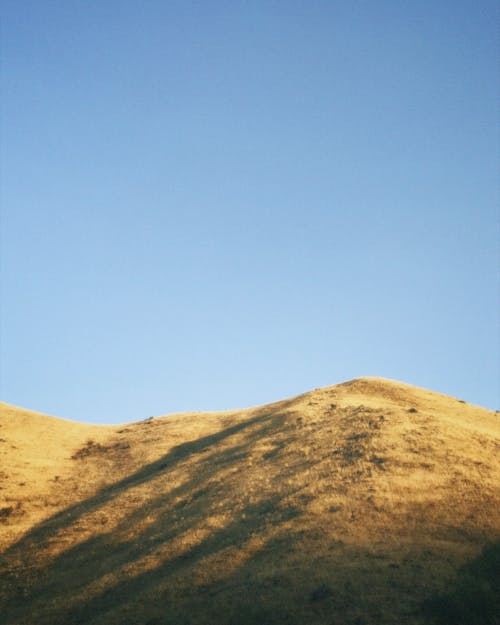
[1,378,499,625]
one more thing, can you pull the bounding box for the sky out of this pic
[1,0,498,423]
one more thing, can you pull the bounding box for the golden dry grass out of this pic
[0,378,499,625]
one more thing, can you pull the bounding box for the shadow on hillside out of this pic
[0,407,309,624]
[3,411,277,554]
[421,541,500,625]
[1,402,498,625]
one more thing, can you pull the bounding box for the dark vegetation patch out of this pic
[0,502,23,523]
[0,506,14,520]
[309,583,333,602]
[71,440,131,460]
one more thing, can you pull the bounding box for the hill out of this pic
[1,378,499,625]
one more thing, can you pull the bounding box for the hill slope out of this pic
[1,378,499,625]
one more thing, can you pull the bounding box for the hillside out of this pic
[1,378,499,625]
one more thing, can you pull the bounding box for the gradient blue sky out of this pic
[1,1,498,423]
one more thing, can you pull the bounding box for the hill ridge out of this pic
[1,376,493,426]
[1,378,499,625]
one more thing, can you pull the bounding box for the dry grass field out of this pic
[0,377,499,625]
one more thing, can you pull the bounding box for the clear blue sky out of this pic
[1,1,498,423]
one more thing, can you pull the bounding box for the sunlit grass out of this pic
[1,378,499,624]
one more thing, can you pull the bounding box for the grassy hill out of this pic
[1,378,499,625]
